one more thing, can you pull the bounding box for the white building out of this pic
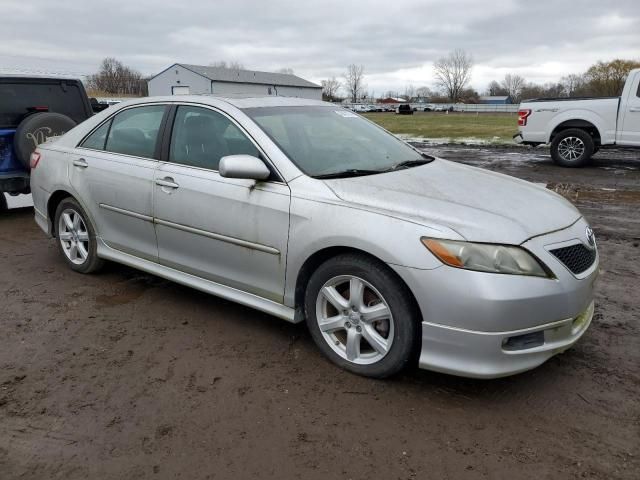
[148,63,322,100]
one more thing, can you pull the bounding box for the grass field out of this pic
[363,112,519,143]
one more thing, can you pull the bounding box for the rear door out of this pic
[71,104,168,261]
[619,74,640,146]
[153,104,291,302]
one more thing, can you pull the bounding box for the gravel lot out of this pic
[1,147,638,479]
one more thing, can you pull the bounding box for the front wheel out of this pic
[304,254,419,378]
[550,129,594,167]
[54,198,104,273]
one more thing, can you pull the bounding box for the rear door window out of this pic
[105,105,165,158]
[0,80,89,128]
[80,121,111,150]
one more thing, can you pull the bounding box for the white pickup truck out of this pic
[515,68,640,167]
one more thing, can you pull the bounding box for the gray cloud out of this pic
[1,0,638,93]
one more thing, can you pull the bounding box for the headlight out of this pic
[421,237,550,277]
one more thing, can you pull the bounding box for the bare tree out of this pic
[433,49,473,102]
[210,60,245,71]
[321,77,341,101]
[500,73,526,102]
[560,74,585,97]
[344,64,366,103]
[486,80,506,96]
[87,57,147,96]
[415,86,432,99]
[404,84,416,100]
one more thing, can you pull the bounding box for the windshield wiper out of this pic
[313,169,384,179]
[387,157,434,171]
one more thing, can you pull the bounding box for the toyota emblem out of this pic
[585,226,595,247]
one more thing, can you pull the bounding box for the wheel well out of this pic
[551,120,601,146]
[47,190,73,236]
[293,246,422,324]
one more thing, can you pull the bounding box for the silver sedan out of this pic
[30,96,598,378]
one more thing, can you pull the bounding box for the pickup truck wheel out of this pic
[550,129,594,167]
[0,193,7,211]
[54,198,104,274]
[304,253,419,378]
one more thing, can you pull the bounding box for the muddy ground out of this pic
[1,147,638,479]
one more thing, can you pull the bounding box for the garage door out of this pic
[171,86,190,95]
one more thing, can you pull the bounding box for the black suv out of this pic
[0,77,101,209]
[396,104,414,115]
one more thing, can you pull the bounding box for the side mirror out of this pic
[219,155,270,181]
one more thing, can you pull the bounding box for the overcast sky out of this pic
[1,0,638,94]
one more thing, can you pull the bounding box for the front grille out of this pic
[549,243,596,274]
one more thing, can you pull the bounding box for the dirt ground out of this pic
[1,146,638,479]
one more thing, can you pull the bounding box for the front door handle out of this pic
[155,177,179,189]
[73,158,88,168]
[629,107,640,112]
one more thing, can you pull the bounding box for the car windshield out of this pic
[243,106,426,177]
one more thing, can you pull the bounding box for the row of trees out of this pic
[322,54,640,104]
[486,59,640,102]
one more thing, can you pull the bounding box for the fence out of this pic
[340,102,521,113]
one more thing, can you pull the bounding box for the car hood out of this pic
[324,158,581,244]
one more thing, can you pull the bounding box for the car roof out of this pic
[117,95,331,109]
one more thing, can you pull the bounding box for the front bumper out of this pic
[391,218,599,378]
[418,301,594,378]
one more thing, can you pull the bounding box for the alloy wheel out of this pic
[315,275,394,365]
[557,136,585,162]
[58,208,90,265]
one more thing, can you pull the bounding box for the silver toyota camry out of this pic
[30,96,598,379]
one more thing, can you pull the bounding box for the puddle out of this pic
[547,183,640,204]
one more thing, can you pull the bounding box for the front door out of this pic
[619,75,640,146]
[71,104,167,260]
[153,105,290,302]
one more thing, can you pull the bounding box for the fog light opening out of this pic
[502,331,545,351]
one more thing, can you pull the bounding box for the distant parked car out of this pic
[396,104,414,115]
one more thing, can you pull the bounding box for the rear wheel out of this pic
[550,129,594,167]
[304,253,419,378]
[0,193,6,211]
[54,198,104,273]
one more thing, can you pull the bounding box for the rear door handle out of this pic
[155,177,179,189]
[73,158,88,168]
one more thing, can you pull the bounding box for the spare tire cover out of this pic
[14,113,77,168]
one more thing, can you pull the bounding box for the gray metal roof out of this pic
[176,64,321,89]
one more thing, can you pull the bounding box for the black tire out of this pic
[304,253,420,378]
[0,193,6,211]
[14,113,77,169]
[550,128,594,167]
[54,198,104,274]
